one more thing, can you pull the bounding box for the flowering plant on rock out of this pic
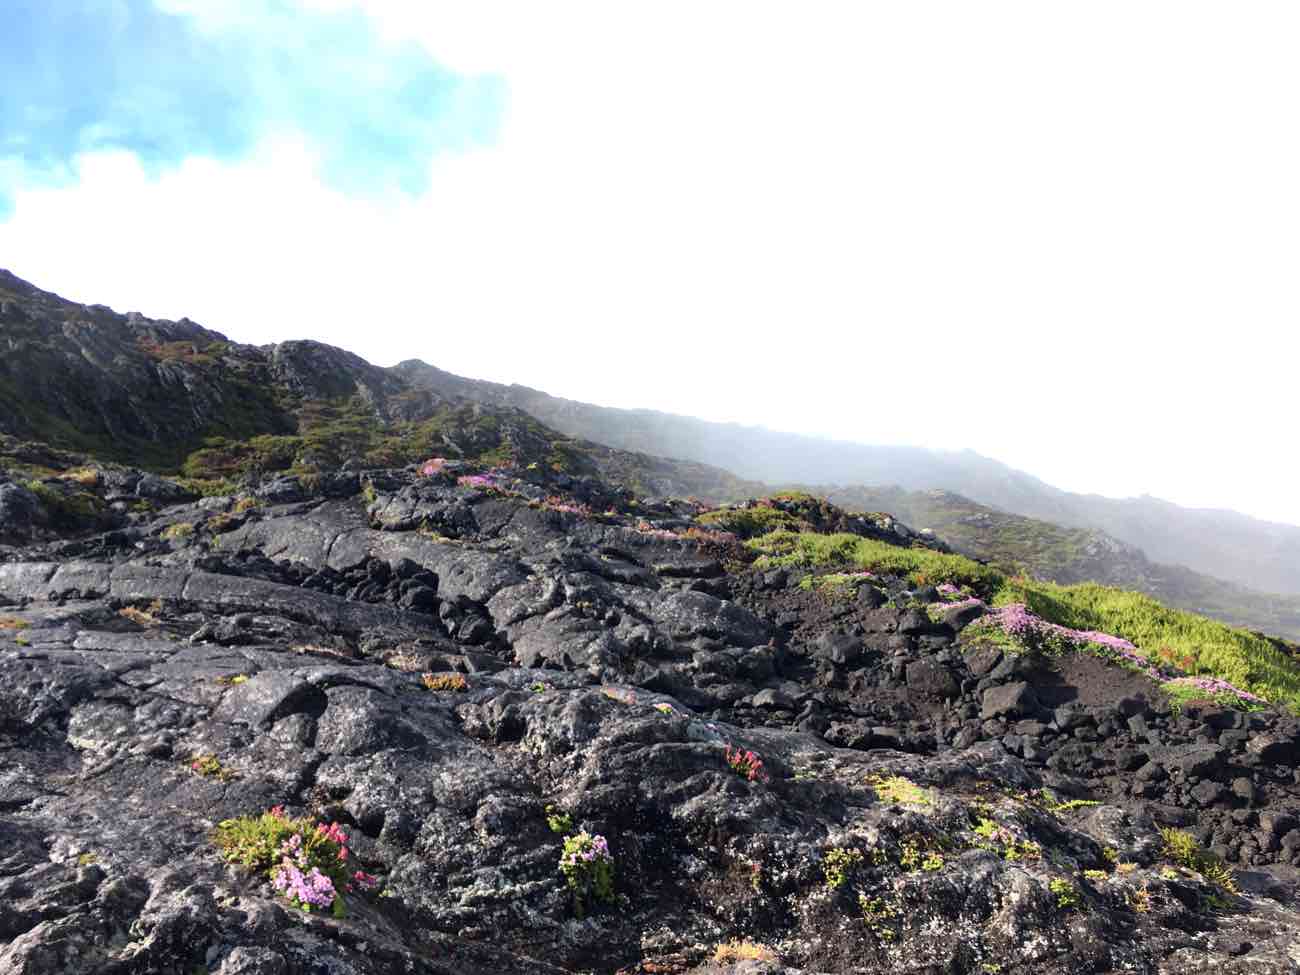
[724,744,770,783]
[214,806,380,917]
[558,830,616,917]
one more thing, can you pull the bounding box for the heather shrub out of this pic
[214,807,377,917]
[697,504,803,538]
[748,530,1002,593]
[724,744,769,783]
[992,579,1299,710]
[558,831,615,917]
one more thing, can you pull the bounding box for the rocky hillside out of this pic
[5,267,1295,648]
[0,269,756,503]
[5,271,1300,973]
[392,359,1300,598]
[823,487,1300,643]
[4,447,1300,973]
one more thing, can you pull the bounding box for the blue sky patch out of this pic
[0,0,506,216]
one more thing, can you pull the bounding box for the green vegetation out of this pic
[824,485,1300,644]
[798,572,880,598]
[858,893,902,941]
[994,578,1300,712]
[1160,679,1267,713]
[545,805,574,835]
[1048,878,1080,910]
[1159,827,1239,895]
[188,754,235,781]
[867,774,934,808]
[558,831,615,918]
[421,672,469,692]
[751,530,1003,593]
[822,847,864,889]
[697,504,804,538]
[213,808,370,916]
[748,522,1300,712]
[160,522,194,541]
[22,478,106,530]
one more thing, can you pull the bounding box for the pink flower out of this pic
[316,822,348,846]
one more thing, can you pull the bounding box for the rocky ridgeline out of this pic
[2,461,1300,974]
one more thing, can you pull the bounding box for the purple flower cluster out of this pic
[934,597,984,613]
[970,603,1267,706]
[557,829,616,911]
[972,603,1159,670]
[272,861,336,908]
[937,583,961,595]
[634,522,681,541]
[540,495,593,517]
[457,474,499,490]
[560,832,611,870]
[1162,676,1267,705]
[272,833,337,910]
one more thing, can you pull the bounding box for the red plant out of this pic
[724,745,770,783]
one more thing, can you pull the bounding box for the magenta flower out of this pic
[724,744,769,783]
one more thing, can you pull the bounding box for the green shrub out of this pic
[748,530,1002,593]
[822,847,864,889]
[697,505,803,539]
[558,831,615,917]
[1049,878,1080,910]
[995,579,1300,711]
[213,808,377,916]
[546,805,574,835]
[1160,827,1238,894]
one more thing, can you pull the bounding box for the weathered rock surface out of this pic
[2,465,1300,974]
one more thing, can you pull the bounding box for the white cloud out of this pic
[2,1,1299,523]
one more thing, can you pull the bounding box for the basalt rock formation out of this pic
[3,271,1300,974]
[3,457,1300,975]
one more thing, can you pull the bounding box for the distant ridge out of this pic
[395,358,1300,597]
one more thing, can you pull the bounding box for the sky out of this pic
[2,1,1298,525]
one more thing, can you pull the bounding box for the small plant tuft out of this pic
[868,774,932,807]
[822,847,863,889]
[1160,827,1239,894]
[545,805,574,835]
[558,831,615,917]
[189,754,236,781]
[712,941,777,963]
[724,744,770,783]
[1049,877,1080,910]
[421,672,469,693]
[213,807,378,917]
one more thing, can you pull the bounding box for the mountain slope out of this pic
[2,268,1294,645]
[394,358,1300,597]
[824,485,1300,641]
[0,269,757,502]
